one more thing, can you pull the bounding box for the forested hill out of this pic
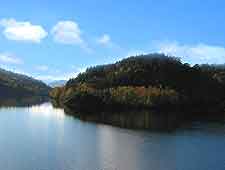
[67,53,225,89]
[66,53,225,100]
[50,53,225,129]
[49,53,225,115]
[0,68,51,99]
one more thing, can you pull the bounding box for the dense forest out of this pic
[50,53,225,129]
[0,68,51,101]
[50,54,225,127]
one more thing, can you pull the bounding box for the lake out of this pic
[0,102,225,170]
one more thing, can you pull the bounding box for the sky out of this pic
[0,0,225,82]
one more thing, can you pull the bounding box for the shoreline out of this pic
[51,99,225,131]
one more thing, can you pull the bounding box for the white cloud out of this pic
[157,42,225,64]
[36,65,49,71]
[51,21,83,45]
[51,20,92,52]
[97,34,123,53]
[97,34,111,45]
[0,18,47,43]
[0,53,23,64]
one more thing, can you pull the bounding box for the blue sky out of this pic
[0,0,225,82]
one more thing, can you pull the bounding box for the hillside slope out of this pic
[0,68,51,99]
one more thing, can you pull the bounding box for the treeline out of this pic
[51,53,225,113]
[0,68,51,99]
[51,84,179,113]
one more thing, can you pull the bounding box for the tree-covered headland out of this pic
[50,53,225,129]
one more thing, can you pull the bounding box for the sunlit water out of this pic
[0,102,225,170]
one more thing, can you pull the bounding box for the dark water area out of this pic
[0,102,225,170]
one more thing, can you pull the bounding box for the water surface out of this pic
[0,102,225,170]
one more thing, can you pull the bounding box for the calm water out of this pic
[0,102,225,170]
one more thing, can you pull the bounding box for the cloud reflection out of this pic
[28,103,65,120]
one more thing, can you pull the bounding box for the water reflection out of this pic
[0,96,49,107]
[0,102,225,170]
[28,103,65,120]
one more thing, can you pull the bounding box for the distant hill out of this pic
[0,68,51,99]
[49,80,66,87]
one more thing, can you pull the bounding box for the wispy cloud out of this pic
[97,34,111,46]
[157,41,225,64]
[51,20,91,52]
[35,65,49,71]
[96,34,121,51]
[0,18,47,43]
[0,53,23,64]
